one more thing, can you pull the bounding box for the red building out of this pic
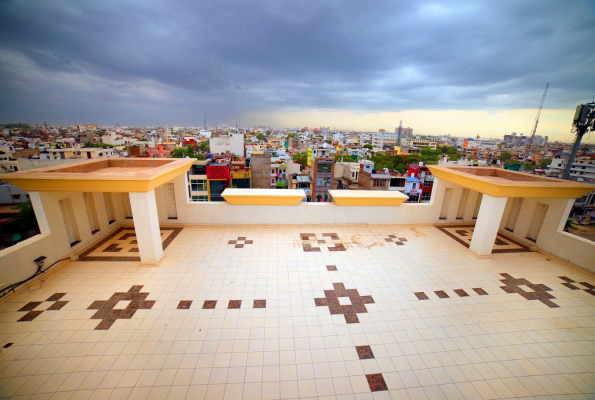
[406,163,434,203]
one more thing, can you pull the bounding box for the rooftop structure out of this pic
[0,159,594,398]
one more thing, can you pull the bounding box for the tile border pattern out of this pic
[435,225,532,253]
[78,227,182,261]
[87,285,155,330]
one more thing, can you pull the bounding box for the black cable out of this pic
[0,257,70,300]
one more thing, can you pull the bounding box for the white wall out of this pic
[0,190,124,293]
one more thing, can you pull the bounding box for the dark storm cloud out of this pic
[0,0,593,125]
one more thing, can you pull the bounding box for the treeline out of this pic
[370,146,460,173]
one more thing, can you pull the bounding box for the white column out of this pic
[28,191,50,234]
[129,190,163,265]
[469,194,508,257]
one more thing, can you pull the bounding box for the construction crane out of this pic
[521,83,549,172]
[562,97,595,180]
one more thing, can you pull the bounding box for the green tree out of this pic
[256,133,266,141]
[170,148,185,158]
[292,152,308,170]
[186,144,195,157]
[539,158,552,169]
[11,201,38,229]
[334,153,350,161]
[363,144,373,150]
[198,141,209,152]
[195,153,205,160]
[500,151,514,162]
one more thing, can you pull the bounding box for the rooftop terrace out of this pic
[1,224,594,398]
[0,159,594,398]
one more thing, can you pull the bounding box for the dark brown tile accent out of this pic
[388,235,396,238]
[19,302,42,312]
[315,283,374,324]
[128,248,139,253]
[435,290,449,299]
[562,282,580,290]
[235,244,244,248]
[130,240,137,245]
[585,290,595,297]
[558,276,575,283]
[245,240,253,244]
[356,345,375,360]
[47,301,68,311]
[322,233,340,240]
[177,301,192,309]
[326,265,338,271]
[228,300,242,309]
[329,243,346,251]
[238,237,246,240]
[46,293,66,302]
[398,238,407,241]
[366,373,388,392]
[454,289,469,297]
[473,288,488,295]
[120,233,136,240]
[435,225,532,253]
[87,285,155,330]
[3,343,13,348]
[300,233,315,240]
[384,236,407,246]
[228,240,237,244]
[104,243,122,253]
[580,282,595,290]
[361,295,374,304]
[18,311,43,322]
[253,300,266,308]
[202,300,217,309]
[315,298,328,306]
[414,292,429,300]
[499,273,559,308]
[333,283,348,297]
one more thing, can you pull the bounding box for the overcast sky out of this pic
[0,0,594,141]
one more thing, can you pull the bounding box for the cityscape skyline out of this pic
[1,1,594,143]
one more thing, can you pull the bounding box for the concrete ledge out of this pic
[329,190,409,206]
[221,189,306,205]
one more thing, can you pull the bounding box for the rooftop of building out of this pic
[1,224,594,398]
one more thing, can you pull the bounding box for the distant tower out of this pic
[396,120,403,146]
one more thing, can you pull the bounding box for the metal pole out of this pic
[562,126,586,180]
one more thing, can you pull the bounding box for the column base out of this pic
[467,249,491,259]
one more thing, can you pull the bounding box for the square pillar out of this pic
[28,191,50,234]
[469,194,508,257]
[129,190,163,265]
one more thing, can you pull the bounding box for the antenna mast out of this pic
[521,83,549,171]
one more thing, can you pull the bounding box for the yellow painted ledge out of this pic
[329,190,409,206]
[428,165,594,198]
[1,158,195,193]
[222,189,305,205]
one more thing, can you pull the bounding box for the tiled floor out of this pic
[0,224,594,399]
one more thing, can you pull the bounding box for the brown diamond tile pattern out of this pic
[17,293,70,322]
[228,237,254,248]
[384,235,407,245]
[414,292,429,300]
[366,373,388,392]
[87,286,155,330]
[228,300,242,309]
[300,233,346,252]
[202,300,217,309]
[253,300,266,308]
[79,227,182,261]
[558,276,595,296]
[454,289,469,297]
[314,283,374,324]
[356,345,375,360]
[326,265,338,271]
[177,301,192,309]
[435,290,450,299]
[500,273,559,308]
[473,288,489,295]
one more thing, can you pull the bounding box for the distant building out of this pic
[310,157,335,202]
[209,133,244,157]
